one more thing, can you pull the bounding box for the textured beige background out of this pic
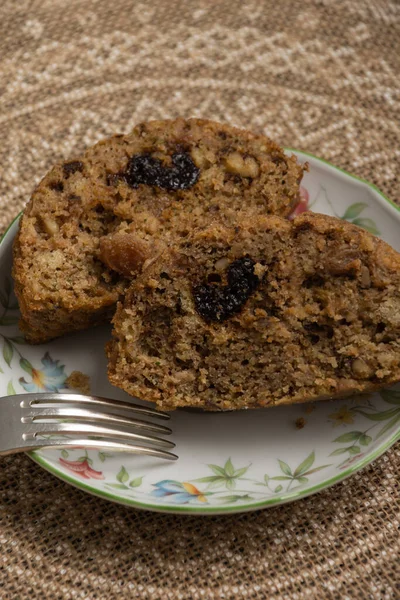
[0,0,399,598]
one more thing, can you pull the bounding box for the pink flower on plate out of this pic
[289,186,310,219]
[59,457,104,480]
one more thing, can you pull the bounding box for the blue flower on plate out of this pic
[151,480,207,504]
[19,352,68,392]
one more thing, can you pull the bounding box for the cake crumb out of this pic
[295,417,306,429]
[66,371,91,394]
[304,403,316,414]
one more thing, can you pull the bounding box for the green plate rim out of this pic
[1,150,399,515]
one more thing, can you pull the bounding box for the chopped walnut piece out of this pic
[99,232,153,276]
[225,152,260,178]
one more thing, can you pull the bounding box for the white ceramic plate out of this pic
[1,150,399,515]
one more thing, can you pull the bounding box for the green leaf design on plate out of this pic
[9,336,26,345]
[351,218,380,235]
[278,459,292,476]
[348,446,361,455]
[217,494,254,503]
[354,407,400,421]
[302,465,331,475]
[333,431,363,443]
[296,476,308,485]
[3,339,13,367]
[234,466,250,478]
[98,452,113,462]
[116,466,129,484]
[207,479,228,490]
[342,203,368,220]
[129,477,143,488]
[359,434,372,446]
[224,458,235,477]
[380,389,400,405]
[195,475,223,484]
[19,357,33,375]
[196,459,250,491]
[330,447,350,456]
[208,464,226,476]
[61,449,69,459]
[376,414,400,439]
[0,316,19,326]
[274,485,283,493]
[293,451,315,477]
[107,483,129,490]
[226,479,236,491]
[7,380,16,395]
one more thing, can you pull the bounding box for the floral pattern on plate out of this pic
[1,149,399,514]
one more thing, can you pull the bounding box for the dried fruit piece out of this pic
[63,161,84,177]
[124,153,200,191]
[193,257,259,322]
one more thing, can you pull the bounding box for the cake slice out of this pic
[107,213,400,411]
[13,118,305,343]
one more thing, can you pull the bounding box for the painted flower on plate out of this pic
[59,458,104,480]
[328,405,355,427]
[289,186,309,218]
[151,480,207,504]
[19,352,68,392]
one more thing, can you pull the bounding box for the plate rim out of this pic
[28,425,400,515]
[1,150,399,515]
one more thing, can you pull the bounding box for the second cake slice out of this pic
[107,213,400,410]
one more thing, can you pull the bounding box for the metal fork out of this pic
[0,392,177,460]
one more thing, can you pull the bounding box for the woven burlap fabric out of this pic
[0,0,399,598]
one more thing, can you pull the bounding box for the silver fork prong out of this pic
[23,406,172,436]
[0,393,178,461]
[22,422,175,448]
[9,438,178,460]
[23,393,170,420]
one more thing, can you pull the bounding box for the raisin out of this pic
[304,275,325,288]
[193,257,259,322]
[207,273,222,283]
[160,272,172,280]
[123,152,200,191]
[49,181,64,192]
[303,321,334,339]
[376,322,386,334]
[63,161,83,177]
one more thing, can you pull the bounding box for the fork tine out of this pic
[23,406,172,436]
[22,393,170,420]
[22,422,175,448]
[8,438,178,460]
